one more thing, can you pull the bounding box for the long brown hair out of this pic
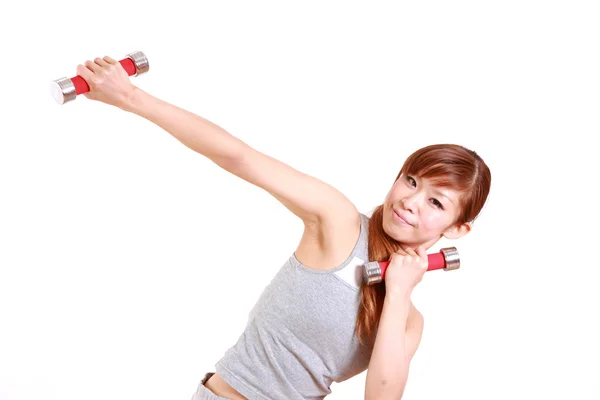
[355,144,492,347]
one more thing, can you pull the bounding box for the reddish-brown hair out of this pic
[355,144,491,347]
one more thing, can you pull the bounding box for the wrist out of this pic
[120,86,145,113]
[385,285,412,304]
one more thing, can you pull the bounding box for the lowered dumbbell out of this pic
[363,247,460,285]
[50,51,149,105]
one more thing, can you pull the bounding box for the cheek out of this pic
[419,212,443,232]
[420,212,457,234]
[389,181,404,196]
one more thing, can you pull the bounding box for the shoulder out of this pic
[294,206,363,271]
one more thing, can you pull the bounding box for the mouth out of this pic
[393,208,413,226]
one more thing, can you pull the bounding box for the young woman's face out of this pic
[382,173,470,249]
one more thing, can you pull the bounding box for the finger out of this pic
[103,55,118,65]
[400,244,414,252]
[84,59,102,73]
[395,246,407,255]
[415,245,427,258]
[94,57,110,67]
[402,246,417,256]
[415,246,429,267]
[77,64,93,81]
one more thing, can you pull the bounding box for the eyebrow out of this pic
[411,175,455,206]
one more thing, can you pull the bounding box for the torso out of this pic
[205,211,362,399]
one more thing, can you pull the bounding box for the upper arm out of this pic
[406,303,425,363]
[363,304,424,400]
[224,144,358,225]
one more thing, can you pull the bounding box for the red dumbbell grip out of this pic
[71,58,137,95]
[377,252,446,280]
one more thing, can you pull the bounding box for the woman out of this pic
[75,57,491,400]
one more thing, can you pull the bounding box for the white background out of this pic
[1,1,599,399]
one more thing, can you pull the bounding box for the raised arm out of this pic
[124,87,358,226]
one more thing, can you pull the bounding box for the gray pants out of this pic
[190,372,231,400]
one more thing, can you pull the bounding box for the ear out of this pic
[442,221,471,240]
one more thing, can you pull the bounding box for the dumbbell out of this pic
[363,247,460,285]
[50,51,149,105]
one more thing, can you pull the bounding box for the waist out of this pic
[204,373,248,400]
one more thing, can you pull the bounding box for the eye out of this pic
[407,175,444,210]
[432,198,444,210]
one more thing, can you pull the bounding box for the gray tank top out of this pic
[215,213,374,399]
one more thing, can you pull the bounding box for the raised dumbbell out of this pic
[50,51,149,105]
[363,247,460,285]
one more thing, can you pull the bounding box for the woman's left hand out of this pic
[384,245,429,294]
[76,56,137,109]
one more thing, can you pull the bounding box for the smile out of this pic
[393,209,412,226]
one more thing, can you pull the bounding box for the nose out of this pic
[401,192,424,213]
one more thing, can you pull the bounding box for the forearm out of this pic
[365,289,412,400]
[123,87,247,164]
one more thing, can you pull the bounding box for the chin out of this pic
[382,218,408,243]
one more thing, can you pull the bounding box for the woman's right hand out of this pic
[384,245,429,295]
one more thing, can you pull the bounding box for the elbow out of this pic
[365,390,406,400]
[213,141,249,170]
[365,378,408,400]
